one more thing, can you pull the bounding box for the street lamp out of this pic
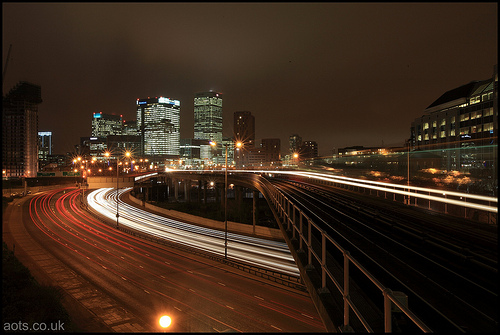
[210,140,242,259]
[113,150,131,229]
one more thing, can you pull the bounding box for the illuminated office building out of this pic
[194,92,223,143]
[38,131,53,166]
[92,112,122,137]
[2,81,42,178]
[410,65,497,173]
[136,96,180,158]
[122,119,138,136]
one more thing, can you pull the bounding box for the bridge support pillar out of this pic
[174,178,179,201]
[197,180,202,203]
[253,190,259,235]
[203,180,208,204]
[184,180,190,202]
[219,183,225,209]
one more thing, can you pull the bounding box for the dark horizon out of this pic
[2,2,497,156]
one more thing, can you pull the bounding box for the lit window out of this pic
[470,96,480,104]
[440,119,446,126]
[483,122,494,132]
[440,131,446,138]
[424,122,429,130]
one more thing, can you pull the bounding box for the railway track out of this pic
[269,177,497,332]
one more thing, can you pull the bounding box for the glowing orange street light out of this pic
[159,315,171,328]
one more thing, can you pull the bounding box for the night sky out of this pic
[2,3,497,156]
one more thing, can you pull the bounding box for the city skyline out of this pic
[2,2,497,156]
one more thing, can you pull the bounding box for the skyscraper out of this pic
[234,111,255,147]
[38,131,53,167]
[2,81,42,178]
[136,96,180,157]
[289,134,302,155]
[194,92,223,143]
[92,112,123,137]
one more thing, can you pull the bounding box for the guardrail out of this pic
[268,183,433,333]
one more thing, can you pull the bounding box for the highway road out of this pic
[86,187,299,277]
[3,187,326,332]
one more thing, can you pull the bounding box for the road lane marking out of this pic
[218,282,226,286]
[254,295,264,300]
[301,313,314,319]
[271,325,282,331]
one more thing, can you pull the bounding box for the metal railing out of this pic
[267,183,433,333]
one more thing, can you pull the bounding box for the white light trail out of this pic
[87,188,299,277]
[217,170,497,213]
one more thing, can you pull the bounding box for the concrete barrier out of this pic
[128,193,284,241]
[87,176,134,189]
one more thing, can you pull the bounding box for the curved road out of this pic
[87,187,299,277]
[3,187,325,332]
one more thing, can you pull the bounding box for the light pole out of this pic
[210,140,242,259]
[116,155,119,228]
[111,150,131,229]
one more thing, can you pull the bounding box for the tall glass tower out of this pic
[194,91,223,144]
[136,97,180,157]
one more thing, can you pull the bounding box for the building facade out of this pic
[136,96,180,158]
[38,131,53,168]
[2,81,42,178]
[302,140,318,159]
[194,91,223,144]
[92,112,123,137]
[289,134,302,155]
[122,119,138,136]
[261,138,281,166]
[410,65,497,174]
[234,111,255,147]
